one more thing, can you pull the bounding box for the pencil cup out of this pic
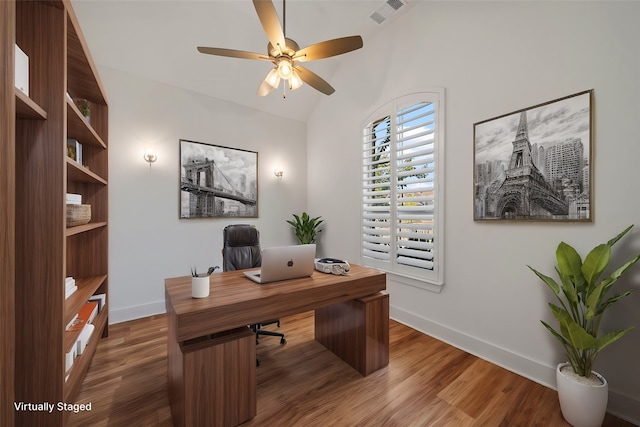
[192,276,210,298]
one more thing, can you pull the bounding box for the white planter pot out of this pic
[556,362,608,427]
[191,276,210,298]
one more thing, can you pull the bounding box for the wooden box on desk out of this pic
[168,326,256,427]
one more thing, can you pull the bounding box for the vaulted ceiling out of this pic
[72,0,410,122]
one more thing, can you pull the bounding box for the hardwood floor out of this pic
[68,311,634,427]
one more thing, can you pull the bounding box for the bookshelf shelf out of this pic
[66,157,107,185]
[15,88,47,120]
[65,221,108,237]
[67,99,106,149]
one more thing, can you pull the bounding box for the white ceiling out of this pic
[72,0,408,122]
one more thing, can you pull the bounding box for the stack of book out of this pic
[66,193,82,205]
[65,300,100,377]
[65,277,77,299]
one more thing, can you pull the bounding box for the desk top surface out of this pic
[165,264,386,341]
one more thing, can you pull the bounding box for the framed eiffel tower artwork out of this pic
[179,139,258,219]
[473,90,593,221]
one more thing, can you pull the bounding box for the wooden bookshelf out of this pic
[4,1,110,425]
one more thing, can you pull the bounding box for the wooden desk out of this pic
[165,264,388,427]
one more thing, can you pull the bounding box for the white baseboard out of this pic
[390,305,640,425]
[108,300,166,324]
[607,391,640,425]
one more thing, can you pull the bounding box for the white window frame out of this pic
[361,90,445,287]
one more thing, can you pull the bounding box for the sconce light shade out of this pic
[274,167,284,179]
[144,148,157,167]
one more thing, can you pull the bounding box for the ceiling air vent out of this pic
[387,0,405,11]
[369,0,407,24]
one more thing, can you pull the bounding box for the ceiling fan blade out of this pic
[257,79,276,97]
[197,46,269,61]
[294,36,363,62]
[253,0,286,52]
[294,65,335,95]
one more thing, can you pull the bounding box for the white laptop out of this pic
[244,244,316,284]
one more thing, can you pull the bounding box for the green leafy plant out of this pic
[191,265,220,277]
[74,98,90,118]
[528,225,640,377]
[286,212,324,244]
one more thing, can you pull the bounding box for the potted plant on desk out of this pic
[528,225,639,427]
[191,266,219,298]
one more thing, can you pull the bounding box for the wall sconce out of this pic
[274,167,284,180]
[143,148,157,168]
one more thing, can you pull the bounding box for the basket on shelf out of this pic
[66,204,91,227]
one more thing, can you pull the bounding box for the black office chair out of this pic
[222,224,286,350]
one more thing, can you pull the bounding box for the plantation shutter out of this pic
[362,115,392,263]
[395,101,435,270]
[362,92,443,283]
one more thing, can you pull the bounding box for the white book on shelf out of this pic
[76,323,95,355]
[14,44,29,96]
[65,345,77,375]
[89,293,106,311]
[65,285,77,300]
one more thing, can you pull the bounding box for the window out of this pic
[361,91,444,285]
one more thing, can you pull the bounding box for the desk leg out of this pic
[166,292,184,427]
[167,322,256,427]
[181,328,256,427]
[315,292,389,376]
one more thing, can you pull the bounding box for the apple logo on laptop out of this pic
[287,259,294,267]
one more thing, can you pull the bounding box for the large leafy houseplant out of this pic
[528,225,639,377]
[286,212,323,244]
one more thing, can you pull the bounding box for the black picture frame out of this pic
[179,139,258,219]
[473,90,593,221]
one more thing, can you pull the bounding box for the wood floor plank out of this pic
[68,312,635,427]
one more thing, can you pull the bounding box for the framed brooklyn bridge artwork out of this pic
[473,90,593,222]
[179,139,258,219]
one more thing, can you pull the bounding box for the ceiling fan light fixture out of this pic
[277,57,294,80]
[265,68,281,89]
[197,0,363,97]
[289,69,303,90]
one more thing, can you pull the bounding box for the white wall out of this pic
[307,1,640,423]
[101,66,307,323]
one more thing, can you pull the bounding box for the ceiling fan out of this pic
[197,0,363,97]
